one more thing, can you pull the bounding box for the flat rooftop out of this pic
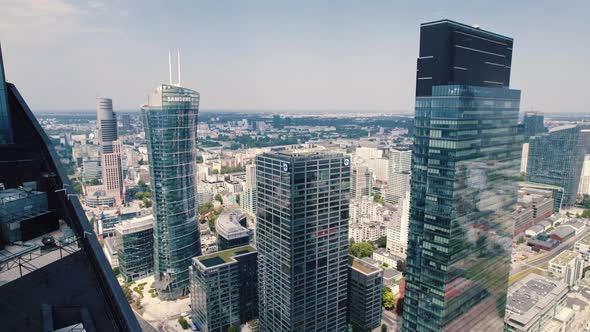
[578,233,590,246]
[550,250,580,266]
[195,245,256,268]
[349,256,381,275]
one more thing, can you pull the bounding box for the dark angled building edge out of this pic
[0,43,141,331]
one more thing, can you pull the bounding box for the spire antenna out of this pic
[168,50,172,85]
[177,49,181,87]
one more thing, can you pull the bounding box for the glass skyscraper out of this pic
[142,84,201,300]
[403,20,522,332]
[525,125,585,207]
[523,112,545,142]
[0,43,13,144]
[256,150,351,332]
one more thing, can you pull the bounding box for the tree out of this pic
[236,194,241,205]
[383,286,395,310]
[178,316,189,330]
[583,266,590,278]
[350,241,374,258]
[134,192,144,200]
[227,326,239,332]
[112,267,120,277]
[395,297,405,315]
[381,324,388,332]
[143,197,152,208]
[373,194,385,204]
[517,236,525,244]
[215,193,223,204]
[72,181,82,194]
[138,159,144,165]
[377,236,387,248]
[90,178,101,185]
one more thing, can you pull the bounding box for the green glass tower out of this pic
[0,43,13,144]
[142,84,201,300]
[403,20,522,332]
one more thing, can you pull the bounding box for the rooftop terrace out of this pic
[550,250,580,266]
[195,245,256,268]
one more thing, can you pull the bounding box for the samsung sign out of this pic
[166,96,198,102]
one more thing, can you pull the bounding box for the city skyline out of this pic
[1,1,589,113]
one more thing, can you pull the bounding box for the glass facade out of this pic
[116,219,154,282]
[348,256,383,332]
[190,245,258,332]
[142,84,201,300]
[0,43,13,144]
[523,112,545,142]
[256,151,351,332]
[525,125,585,207]
[403,85,522,332]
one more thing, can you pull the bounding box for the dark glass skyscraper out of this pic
[523,112,545,141]
[256,150,351,332]
[142,84,201,300]
[403,20,522,332]
[0,43,13,144]
[526,125,585,207]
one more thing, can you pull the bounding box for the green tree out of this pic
[134,192,144,200]
[215,193,223,204]
[236,194,241,205]
[583,266,590,278]
[383,286,395,310]
[517,236,525,244]
[143,197,152,208]
[377,236,387,248]
[350,241,374,258]
[373,194,385,204]
[178,316,189,330]
[227,326,239,332]
[90,178,101,185]
[381,324,388,332]
[72,181,82,194]
[112,267,120,277]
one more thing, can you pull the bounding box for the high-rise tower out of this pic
[256,150,351,332]
[142,82,201,300]
[97,98,123,204]
[403,20,522,332]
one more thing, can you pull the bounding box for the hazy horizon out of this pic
[2,0,589,113]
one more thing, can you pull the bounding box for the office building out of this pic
[523,112,545,142]
[0,44,140,331]
[97,98,124,204]
[115,215,154,282]
[403,20,522,332]
[190,245,258,332]
[351,164,373,199]
[575,234,590,264]
[504,273,569,332]
[549,250,586,287]
[256,150,351,332]
[142,83,201,300]
[519,181,564,213]
[216,209,251,251]
[348,256,383,332]
[386,149,411,204]
[526,125,585,207]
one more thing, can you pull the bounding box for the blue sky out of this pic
[1,0,589,113]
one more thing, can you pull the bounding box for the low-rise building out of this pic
[372,248,402,269]
[549,250,586,287]
[190,245,258,332]
[575,233,590,264]
[504,273,569,332]
[216,209,251,251]
[115,215,154,281]
[549,226,576,243]
[348,256,383,332]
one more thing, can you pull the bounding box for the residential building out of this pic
[526,125,586,207]
[387,191,410,257]
[578,155,590,195]
[549,250,586,287]
[142,83,202,300]
[372,248,402,269]
[575,234,590,264]
[386,148,411,204]
[0,44,140,330]
[520,143,529,174]
[348,256,383,332]
[351,164,373,199]
[403,20,521,332]
[256,150,351,332]
[115,215,154,282]
[190,245,258,332]
[240,164,257,215]
[504,273,569,332]
[216,209,251,251]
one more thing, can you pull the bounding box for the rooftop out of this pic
[195,245,256,268]
[349,256,381,275]
[578,233,590,246]
[550,250,581,266]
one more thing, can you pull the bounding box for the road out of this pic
[509,226,590,283]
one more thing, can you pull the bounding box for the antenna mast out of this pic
[168,50,172,85]
[177,49,181,87]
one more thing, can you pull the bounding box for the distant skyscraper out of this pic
[386,149,411,204]
[523,112,545,141]
[241,163,257,215]
[142,83,201,300]
[351,164,373,199]
[526,125,585,207]
[256,151,351,332]
[97,98,123,204]
[403,20,522,332]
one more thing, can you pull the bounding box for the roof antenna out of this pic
[177,49,181,87]
[168,50,172,85]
